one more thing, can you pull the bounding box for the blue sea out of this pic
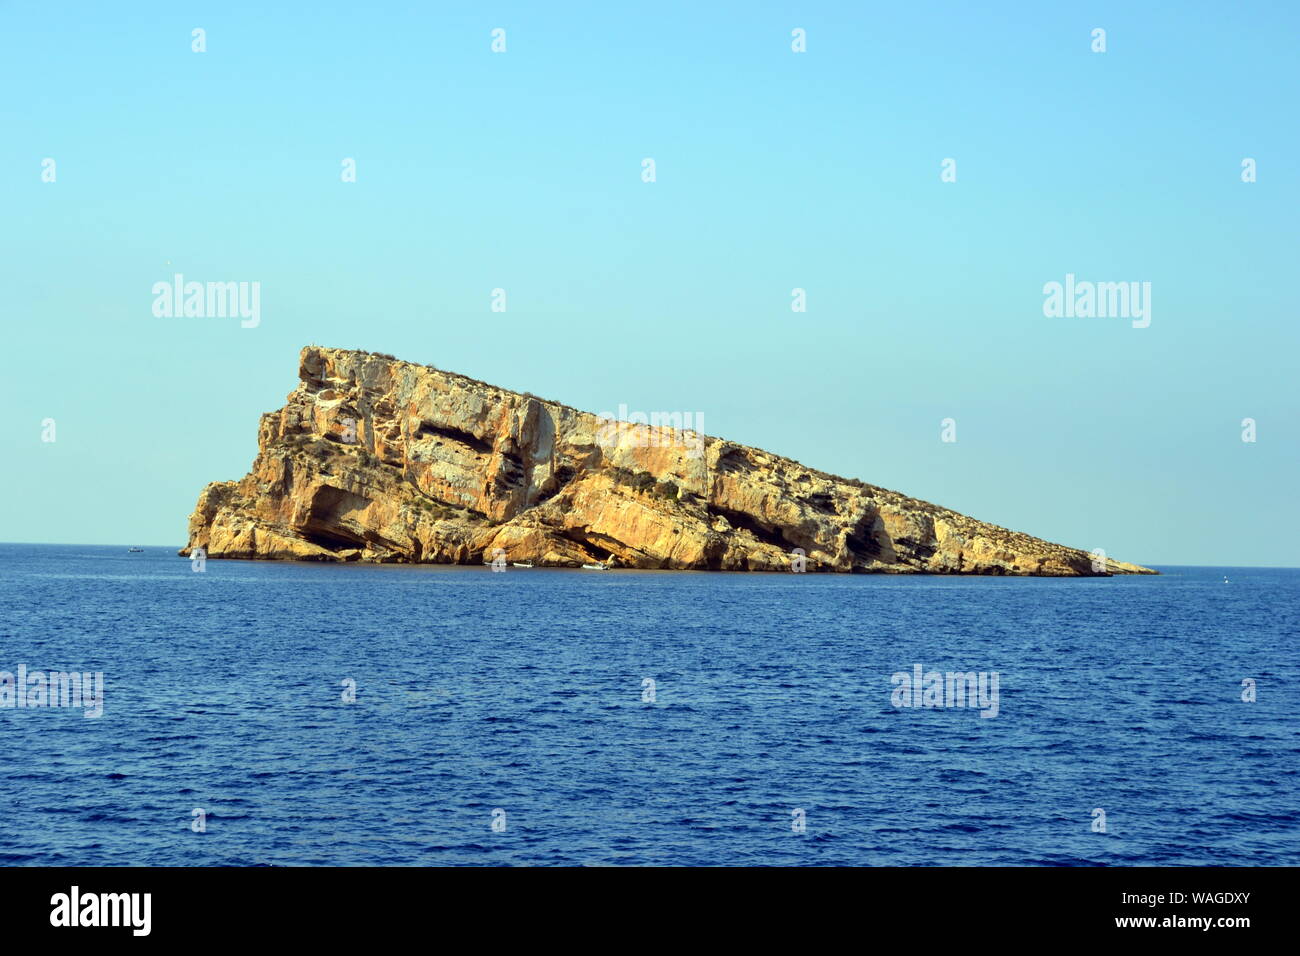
[0,543,1296,866]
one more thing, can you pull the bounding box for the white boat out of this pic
[512,562,534,568]
[581,563,607,571]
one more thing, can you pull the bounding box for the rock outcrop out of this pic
[181,346,1155,575]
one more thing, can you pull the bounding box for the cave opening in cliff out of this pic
[300,527,365,552]
[559,528,615,563]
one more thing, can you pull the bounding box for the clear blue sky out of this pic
[2,1,1297,566]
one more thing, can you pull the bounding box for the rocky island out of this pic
[181,346,1154,575]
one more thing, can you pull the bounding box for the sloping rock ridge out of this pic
[181,346,1155,575]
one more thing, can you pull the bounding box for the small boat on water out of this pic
[582,563,607,571]
[512,562,534,568]
[127,547,144,553]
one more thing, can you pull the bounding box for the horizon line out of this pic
[0,542,1295,571]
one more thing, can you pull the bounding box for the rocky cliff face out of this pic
[182,347,1154,575]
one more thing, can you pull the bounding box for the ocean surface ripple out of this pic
[1,544,1296,866]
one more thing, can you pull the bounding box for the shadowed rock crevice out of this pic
[181,346,1156,575]
[413,421,492,455]
[708,504,800,554]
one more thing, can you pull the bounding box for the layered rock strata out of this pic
[182,347,1155,575]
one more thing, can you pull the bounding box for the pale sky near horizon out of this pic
[2,1,1297,567]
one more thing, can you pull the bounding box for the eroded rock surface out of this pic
[182,347,1155,575]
